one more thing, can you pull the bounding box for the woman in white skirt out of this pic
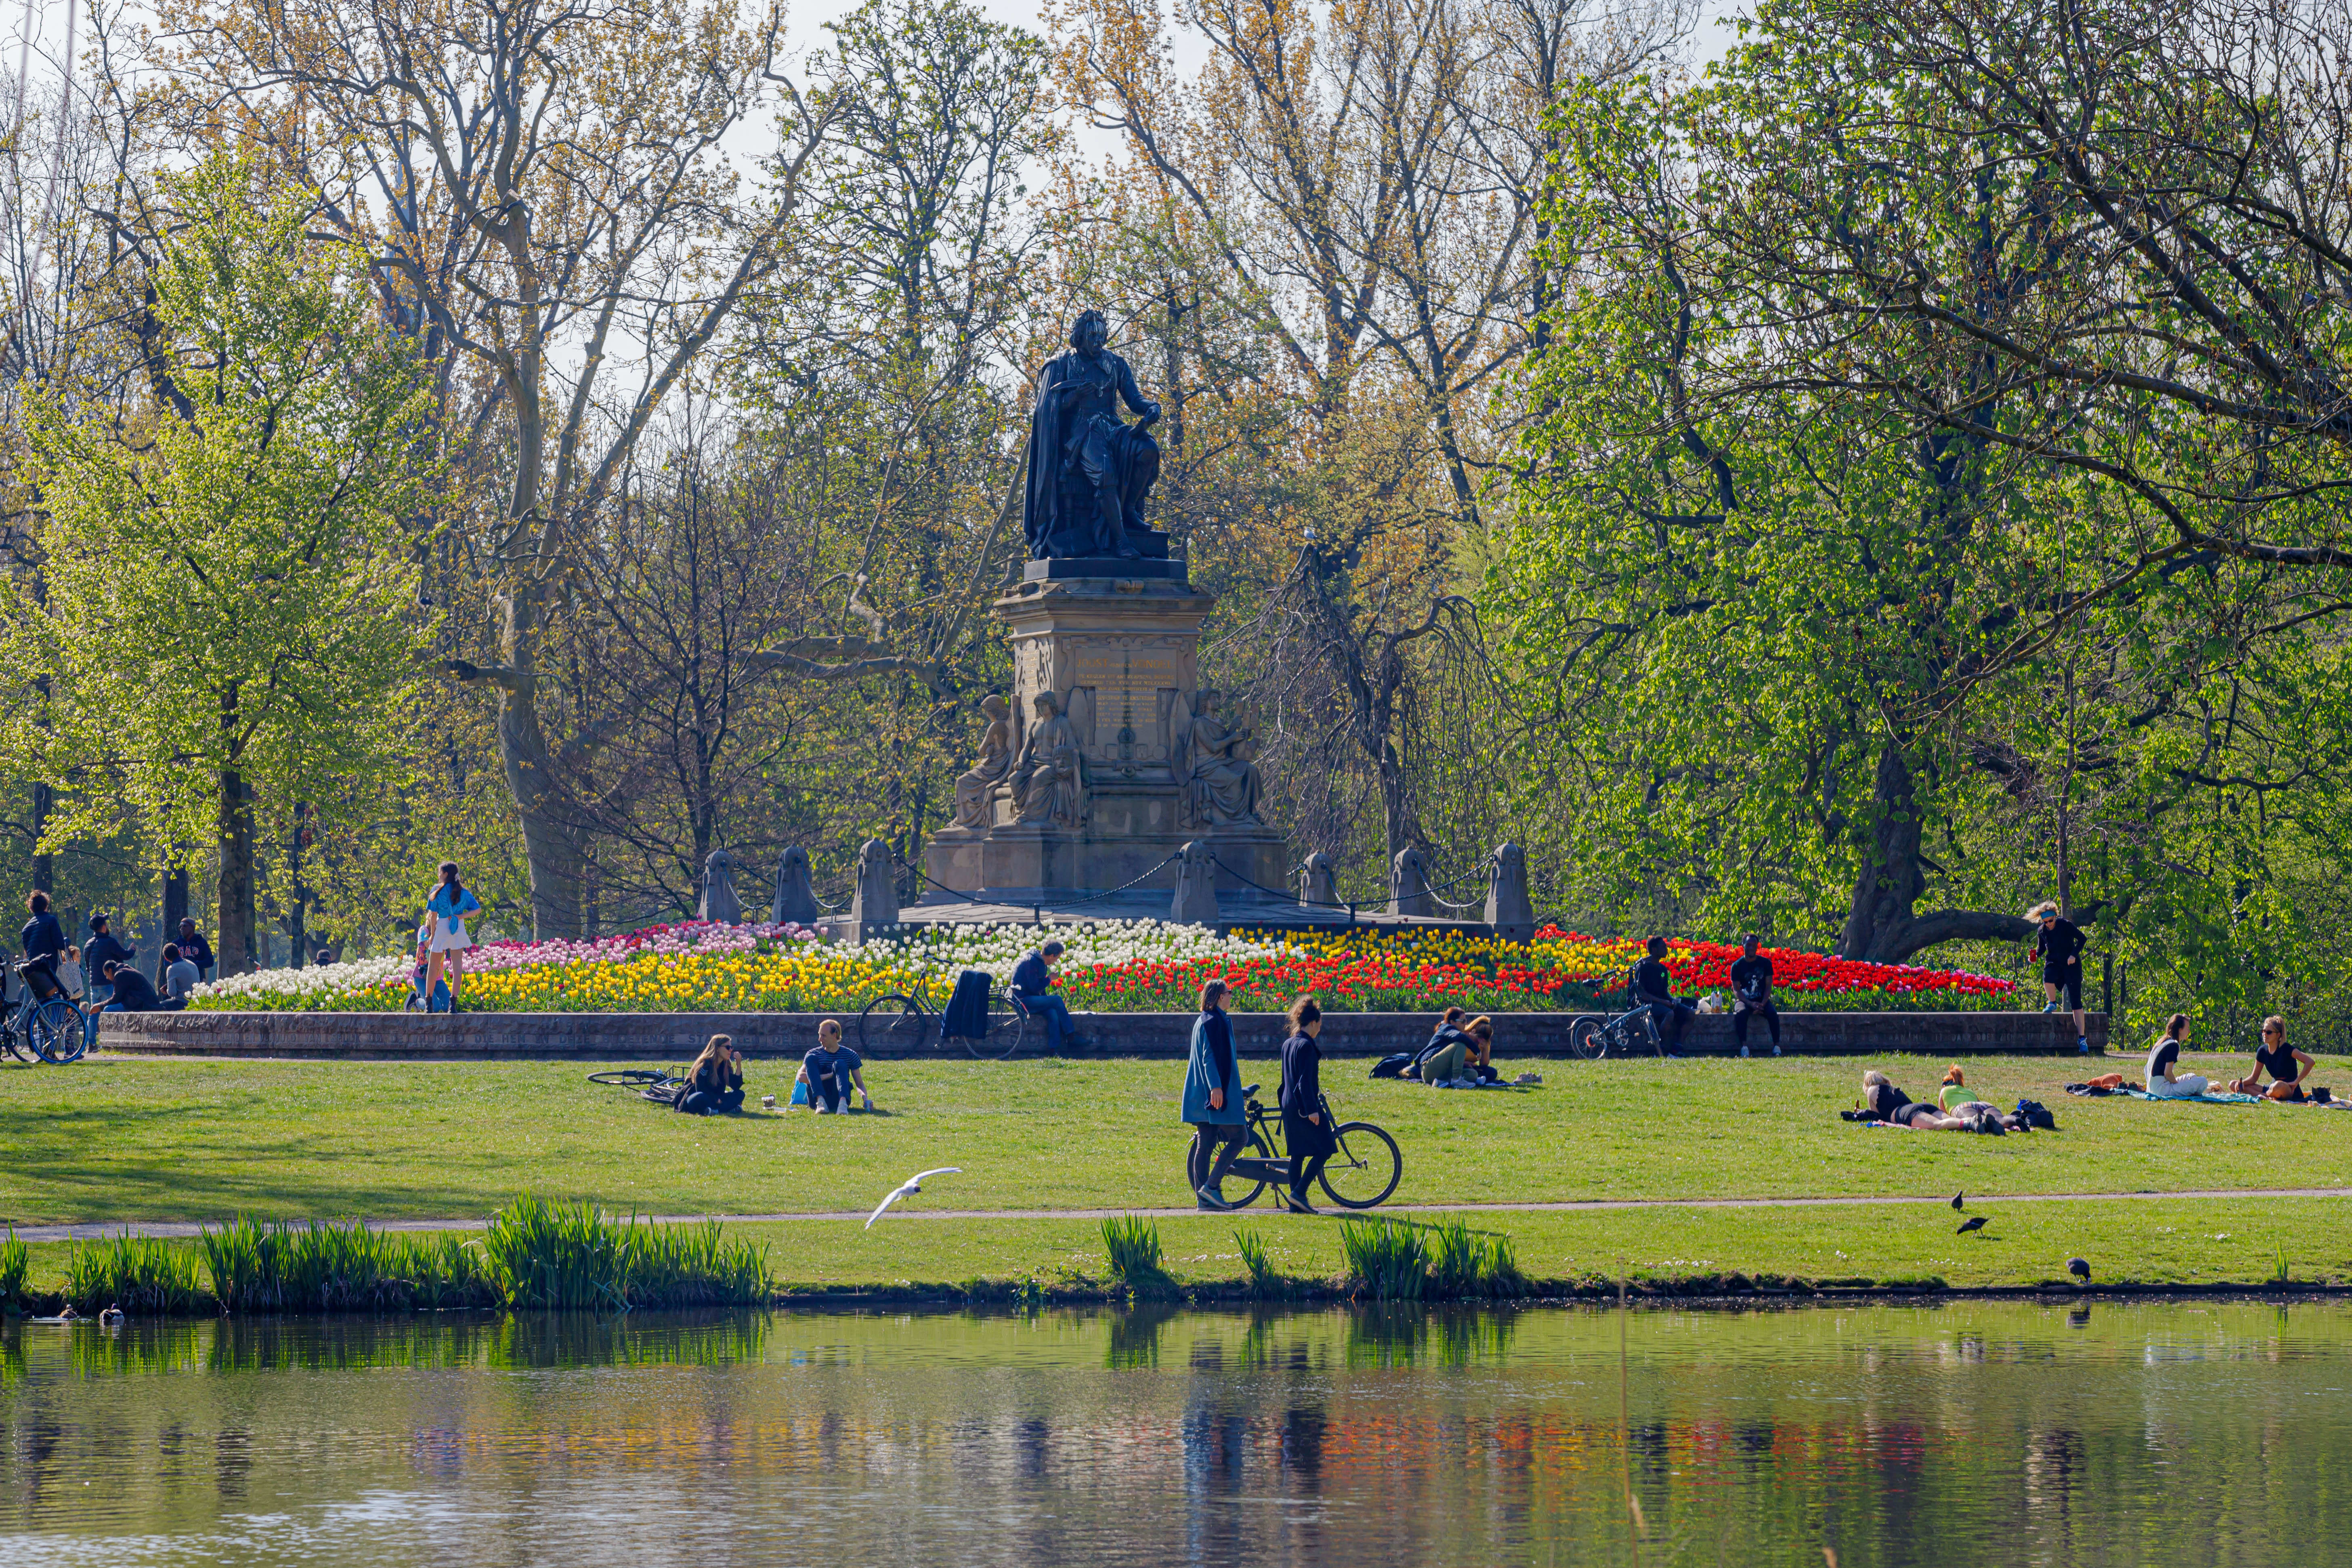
[2145,1013,2208,1098]
[422,861,483,1012]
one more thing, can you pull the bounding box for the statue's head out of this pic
[1070,309,1108,353]
[1032,692,1060,717]
[981,693,1009,720]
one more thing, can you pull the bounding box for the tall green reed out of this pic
[64,1234,203,1315]
[479,1196,769,1310]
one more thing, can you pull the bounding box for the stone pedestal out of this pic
[922,561,1287,905]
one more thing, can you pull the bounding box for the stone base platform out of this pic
[100,1010,2105,1061]
[894,889,1492,932]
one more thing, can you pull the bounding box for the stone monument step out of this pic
[1022,556,1185,581]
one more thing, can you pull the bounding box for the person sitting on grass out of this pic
[1630,936,1696,1056]
[99,957,178,1013]
[2145,1014,2209,1099]
[1411,1007,1474,1086]
[1009,938,1090,1054]
[1465,1015,1501,1083]
[795,1018,874,1114]
[674,1035,745,1116]
[1856,1069,1972,1130]
[2229,1016,2314,1102]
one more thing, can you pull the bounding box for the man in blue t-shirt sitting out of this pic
[795,1018,874,1114]
[1007,939,1089,1053]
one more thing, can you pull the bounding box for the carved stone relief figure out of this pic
[950,695,1015,829]
[1010,691,1086,828]
[697,848,744,924]
[771,844,821,925]
[1178,689,1263,827]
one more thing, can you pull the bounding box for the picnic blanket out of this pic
[2123,1087,2266,1104]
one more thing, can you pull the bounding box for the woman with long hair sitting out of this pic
[675,1035,745,1115]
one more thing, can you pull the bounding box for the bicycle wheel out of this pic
[1566,1016,1604,1061]
[860,994,930,1056]
[0,1021,33,1064]
[1191,1127,1275,1211]
[587,1069,672,1087]
[1318,1121,1403,1209]
[976,1005,1030,1061]
[30,1000,86,1065]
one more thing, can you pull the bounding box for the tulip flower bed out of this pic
[187,917,2015,1015]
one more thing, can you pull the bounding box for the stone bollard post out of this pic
[1299,851,1341,909]
[848,838,900,939]
[1484,841,1536,941]
[770,844,822,926]
[698,848,745,924]
[1171,840,1221,926]
[1387,846,1433,918]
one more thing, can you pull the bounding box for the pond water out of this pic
[1,1299,2347,1566]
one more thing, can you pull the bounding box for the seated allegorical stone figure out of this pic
[1180,689,1262,827]
[950,694,1015,829]
[1010,691,1086,828]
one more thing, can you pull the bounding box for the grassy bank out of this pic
[2,1051,2342,1226]
[10,1196,2350,1311]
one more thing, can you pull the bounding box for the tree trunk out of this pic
[493,588,587,938]
[216,768,255,977]
[283,802,311,968]
[162,864,189,981]
[29,781,52,894]
[1838,734,2033,963]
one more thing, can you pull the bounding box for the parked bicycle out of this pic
[1563,1005,1662,1061]
[1187,1083,1403,1210]
[3,959,87,1066]
[859,984,1037,1060]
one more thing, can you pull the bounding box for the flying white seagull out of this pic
[867,1168,962,1229]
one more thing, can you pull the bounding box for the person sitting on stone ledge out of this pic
[99,957,178,1014]
[161,943,202,1005]
[1009,939,1089,1053]
[674,1035,746,1116]
[794,1018,874,1114]
[1630,936,1697,1057]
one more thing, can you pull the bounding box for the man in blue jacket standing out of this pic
[1007,939,1089,1054]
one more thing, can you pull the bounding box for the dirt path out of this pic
[10,1185,2348,1243]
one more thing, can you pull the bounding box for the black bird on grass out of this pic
[2069,1257,2091,1283]
[1956,1215,1990,1236]
[1951,1191,1965,1212]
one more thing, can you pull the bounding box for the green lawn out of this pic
[4,1049,2342,1226]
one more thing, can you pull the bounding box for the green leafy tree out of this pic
[16,155,437,974]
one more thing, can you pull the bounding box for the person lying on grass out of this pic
[2229,1016,2315,1102]
[2145,1014,2209,1099]
[795,1018,875,1114]
[1857,1070,1976,1131]
[673,1034,745,1116]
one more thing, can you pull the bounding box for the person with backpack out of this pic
[421,863,482,1012]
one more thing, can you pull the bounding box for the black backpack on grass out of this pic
[2014,1097,2056,1130]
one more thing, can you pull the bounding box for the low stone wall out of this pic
[99,1008,2107,1061]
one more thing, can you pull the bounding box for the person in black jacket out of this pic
[2029,902,2089,1053]
[1728,934,1779,1054]
[1279,995,1337,1214]
[674,1035,746,1115]
[175,918,217,982]
[20,891,65,961]
[99,959,178,1013]
[1629,936,1695,1055]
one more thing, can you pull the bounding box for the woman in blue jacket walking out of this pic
[1181,979,1245,1210]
